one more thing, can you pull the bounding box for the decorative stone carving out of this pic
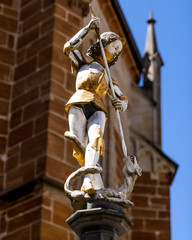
[137,147,154,172]
[155,159,171,173]
[64,156,142,210]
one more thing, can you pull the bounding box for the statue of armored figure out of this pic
[63,17,141,208]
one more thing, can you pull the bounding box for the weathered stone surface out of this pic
[0,63,10,82]
[0,47,15,65]
[67,201,133,239]
[14,58,37,81]
[20,0,41,21]
[8,121,33,147]
[20,132,47,162]
[0,14,17,32]
[0,137,6,154]
[41,221,68,240]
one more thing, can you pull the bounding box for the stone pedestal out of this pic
[66,200,133,240]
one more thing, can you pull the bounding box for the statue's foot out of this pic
[81,181,95,194]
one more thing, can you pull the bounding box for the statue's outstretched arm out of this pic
[63,17,99,69]
[63,17,100,56]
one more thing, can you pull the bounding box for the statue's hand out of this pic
[112,98,123,112]
[87,17,100,30]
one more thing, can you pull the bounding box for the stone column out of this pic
[67,200,133,240]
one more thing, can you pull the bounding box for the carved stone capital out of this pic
[67,200,133,239]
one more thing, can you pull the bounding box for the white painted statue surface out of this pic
[63,17,129,194]
[63,17,142,210]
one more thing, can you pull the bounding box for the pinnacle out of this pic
[147,9,156,24]
[145,9,158,54]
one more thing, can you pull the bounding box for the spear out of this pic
[89,1,128,159]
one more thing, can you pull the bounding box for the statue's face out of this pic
[104,40,123,62]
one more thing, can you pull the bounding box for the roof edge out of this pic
[110,0,143,72]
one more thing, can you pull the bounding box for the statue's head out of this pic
[87,32,125,67]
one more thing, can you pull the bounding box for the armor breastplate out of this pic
[76,62,108,98]
[65,62,108,117]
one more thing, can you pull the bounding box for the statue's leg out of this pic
[68,106,88,166]
[81,111,105,193]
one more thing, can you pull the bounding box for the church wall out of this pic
[0,0,55,194]
[130,81,154,141]
[0,1,176,240]
[0,0,77,239]
[0,182,42,240]
[45,0,84,186]
[0,0,20,193]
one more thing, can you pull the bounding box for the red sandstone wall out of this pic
[0,183,42,240]
[113,129,171,240]
[0,0,19,192]
[45,0,83,185]
[0,1,173,240]
[0,0,54,194]
[129,172,171,240]
[0,0,84,239]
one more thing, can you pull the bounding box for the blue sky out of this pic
[118,0,192,239]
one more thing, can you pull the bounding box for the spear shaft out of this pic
[89,1,128,158]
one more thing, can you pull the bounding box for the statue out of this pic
[63,14,142,210]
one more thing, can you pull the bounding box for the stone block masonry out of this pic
[129,172,171,240]
[0,0,86,239]
[0,0,176,240]
[0,180,75,240]
[0,0,55,194]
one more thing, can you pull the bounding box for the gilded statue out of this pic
[63,16,141,210]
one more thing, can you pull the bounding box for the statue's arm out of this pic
[108,80,128,112]
[114,85,128,112]
[63,17,100,66]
